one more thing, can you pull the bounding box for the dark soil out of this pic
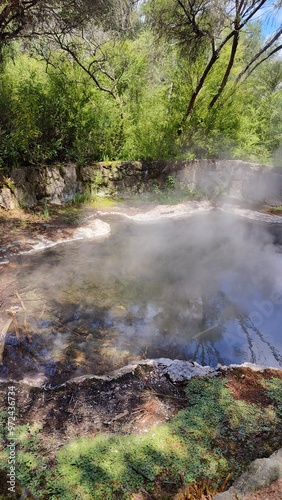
[0,365,187,452]
[224,366,281,407]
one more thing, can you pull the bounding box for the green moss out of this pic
[266,378,282,417]
[51,378,281,498]
[93,197,120,207]
[2,377,281,499]
[267,205,282,214]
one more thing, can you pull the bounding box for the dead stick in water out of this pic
[11,314,21,343]
[16,291,26,318]
[39,304,46,319]
[0,317,13,364]
[15,291,32,342]
[192,323,219,340]
[24,323,32,343]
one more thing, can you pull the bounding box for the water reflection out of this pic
[1,213,282,381]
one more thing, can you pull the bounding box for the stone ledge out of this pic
[0,359,280,389]
[214,449,282,500]
[1,160,280,210]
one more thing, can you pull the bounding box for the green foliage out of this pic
[119,33,181,160]
[68,192,91,206]
[184,378,277,450]
[147,179,202,205]
[0,420,49,494]
[0,20,282,167]
[0,412,5,445]
[266,378,282,417]
[5,376,281,499]
[0,47,123,167]
[47,378,278,498]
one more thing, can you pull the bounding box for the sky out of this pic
[259,1,282,37]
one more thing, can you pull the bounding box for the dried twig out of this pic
[0,280,17,297]
[127,463,151,482]
[16,291,32,342]
[16,291,27,319]
[192,323,218,339]
[39,303,46,319]
[11,314,21,343]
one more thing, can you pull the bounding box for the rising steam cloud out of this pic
[9,208,282,381]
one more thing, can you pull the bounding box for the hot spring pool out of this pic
[1,211,282,382]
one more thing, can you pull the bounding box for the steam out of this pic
[171,159,282,206]
[3,208,282,381]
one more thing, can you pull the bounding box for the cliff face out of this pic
[1,160,281,209]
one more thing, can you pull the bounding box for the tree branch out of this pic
[236,24,282,83]
[240,42,282,82]
[178,28,236,133]
[0,0,41,43]
[209,30,239,108]
[239,0,268,28]
[55,37,116,98]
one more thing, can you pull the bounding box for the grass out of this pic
[128,177,204,208]
[148,176,203,205]
[90,197,123,209]
[0,376,281,499]
[265,378,282,417]
[267,205,282,214]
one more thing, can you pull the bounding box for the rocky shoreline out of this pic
[1,200,282,266]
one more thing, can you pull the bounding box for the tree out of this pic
[0,0,40,46]
[28,0,141,157]
[148,0,282,134]
[0,1,134,48]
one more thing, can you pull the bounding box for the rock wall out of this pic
[0,164,78,209]
[1,159,282,209]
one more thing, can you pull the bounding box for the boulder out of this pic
[214,448,282,499]
[0,186,19,210]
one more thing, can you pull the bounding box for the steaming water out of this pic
[2,212,282,382]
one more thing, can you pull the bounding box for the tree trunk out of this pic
[209,31,239,109]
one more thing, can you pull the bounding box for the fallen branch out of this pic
[127,463,152,482]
